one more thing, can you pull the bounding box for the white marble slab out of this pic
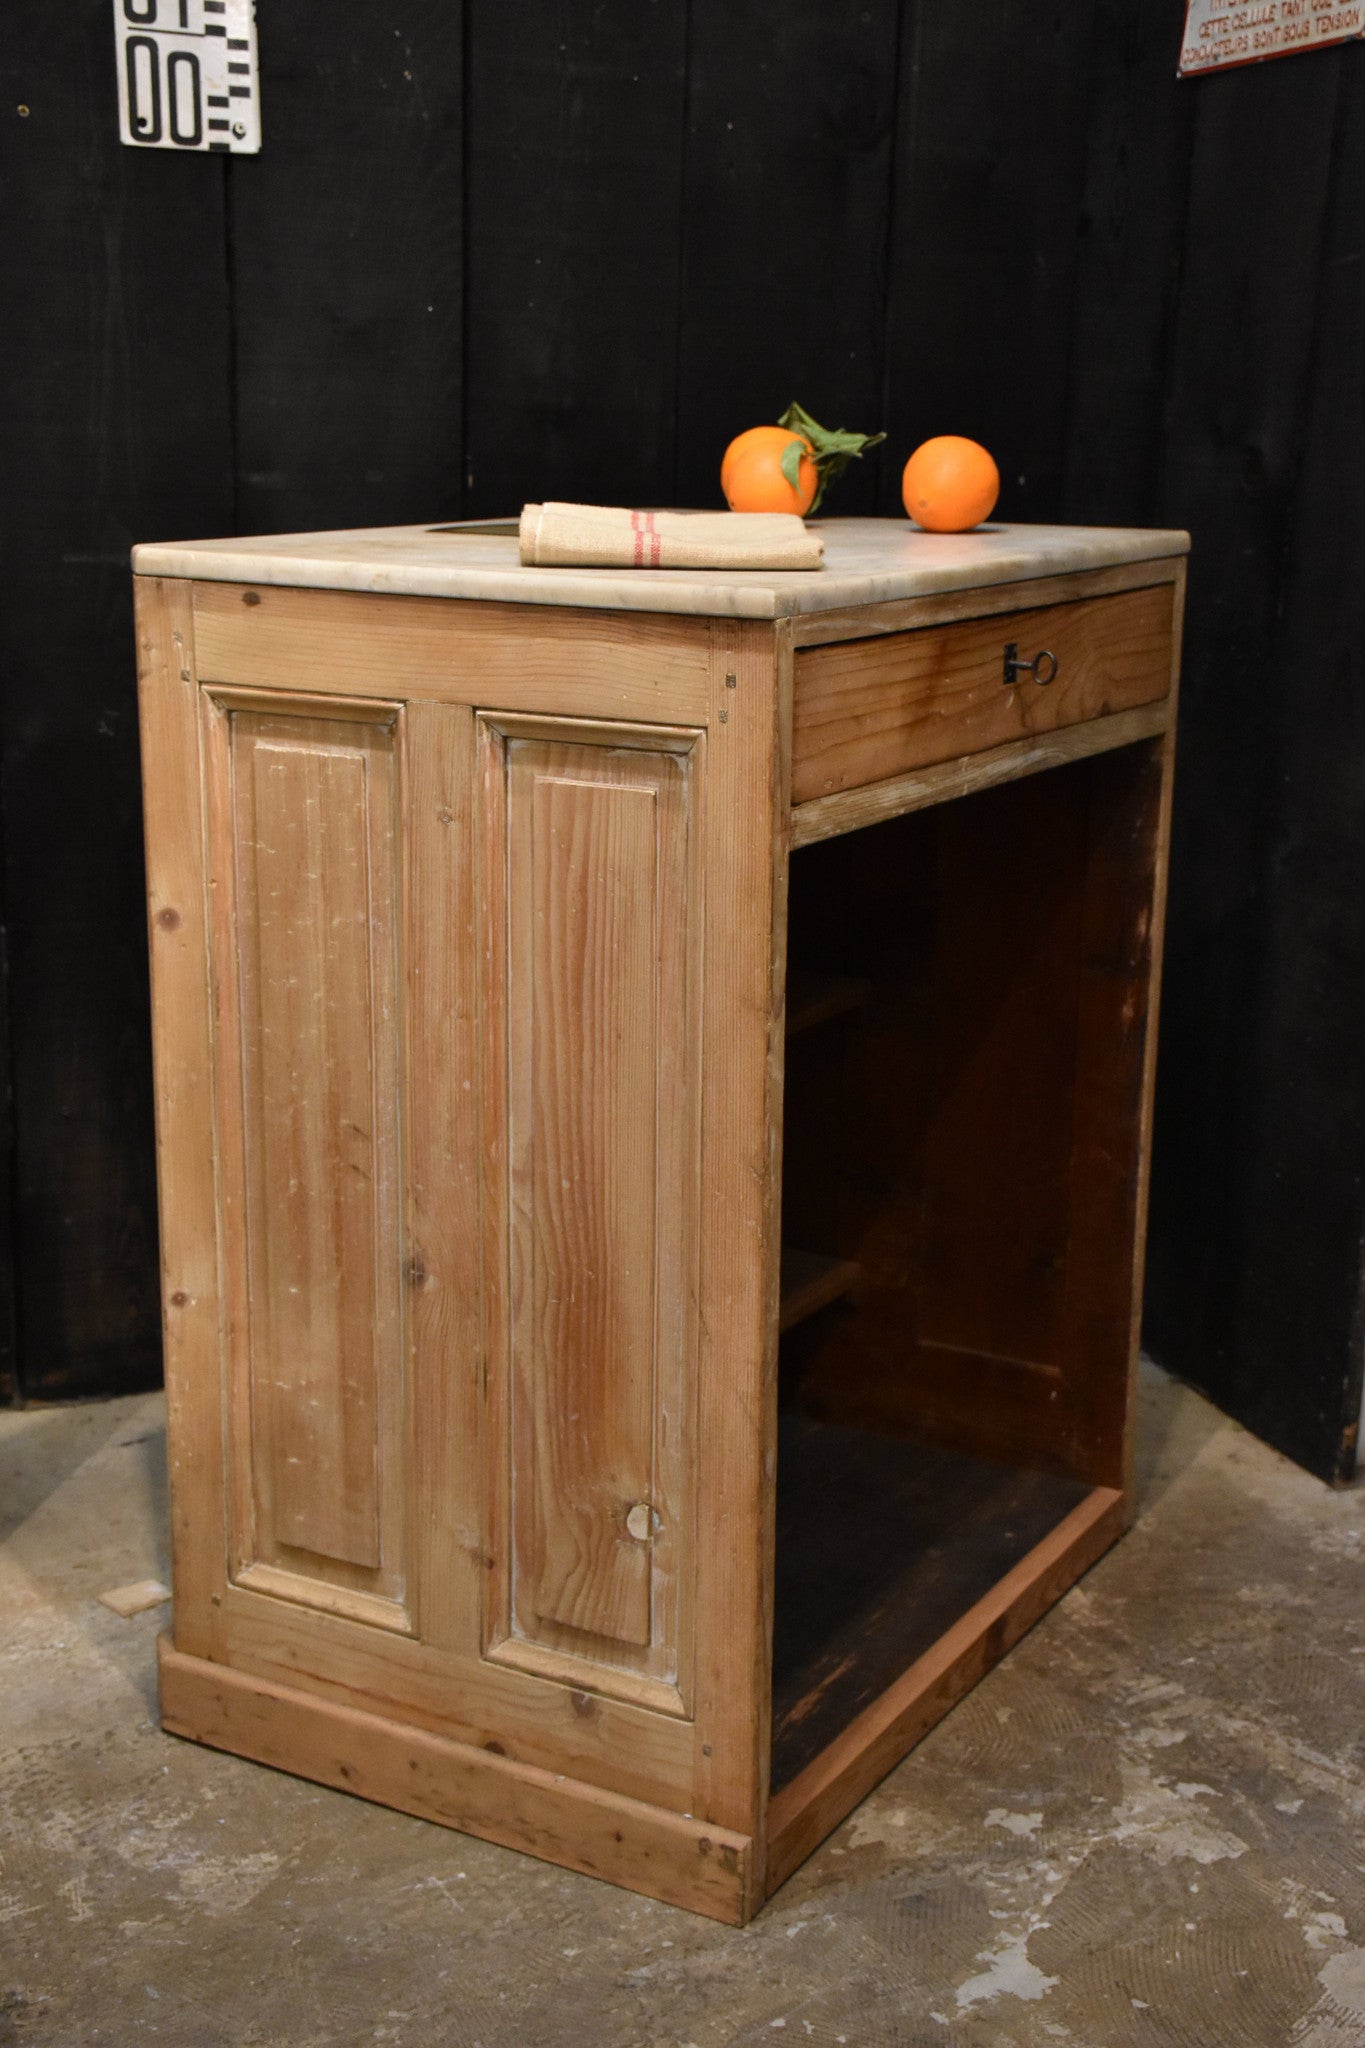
[131,517,1190,620]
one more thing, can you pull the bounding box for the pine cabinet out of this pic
[135,518,1185,1923]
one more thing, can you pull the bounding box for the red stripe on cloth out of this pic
[632,508,645,566]
[644,510,661,567]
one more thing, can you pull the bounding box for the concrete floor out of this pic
[2,1367,1363,2048]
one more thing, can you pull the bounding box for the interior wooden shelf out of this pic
[785,971,872,1039]
[778,1248,861,1334]
[768,749,1163,1823]
[769,1413,1091,1792]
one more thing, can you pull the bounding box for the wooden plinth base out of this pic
[159,1484,1122,1924]
[157,1639,753,1924]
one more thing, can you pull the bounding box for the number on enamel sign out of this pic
[113,0,261,153]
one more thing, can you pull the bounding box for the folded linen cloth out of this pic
[519,502,824,571]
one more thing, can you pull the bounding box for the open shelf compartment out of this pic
[765,739,1164,1888]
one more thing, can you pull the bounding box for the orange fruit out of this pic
[901,436,999,532]
[721,426,818,515]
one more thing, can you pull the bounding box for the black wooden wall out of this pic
[2,4,1362,1477]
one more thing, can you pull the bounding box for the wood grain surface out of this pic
[686,619,788,1885]
[764,1486,1125,1897]
[786,745,1165,1490]
[790,700,1171,850]
[789,561,1184,650]
[481,715,702,1703]
[192,583,712,723]
[768,1417,1092,1789]
[778,1250,862,1335]
[791,583,1173,804]
[159,1640,751,1925]
[202,690,410,1628]
[135,580,229,1665]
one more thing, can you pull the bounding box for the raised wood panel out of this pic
[521,770,656,1647]
[481,714,702,1704]
[203,690,410,1627]
[791,582,1173,803]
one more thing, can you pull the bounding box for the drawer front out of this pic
[791,581,1175,804]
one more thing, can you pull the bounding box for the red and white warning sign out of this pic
[1180,0,1364,73]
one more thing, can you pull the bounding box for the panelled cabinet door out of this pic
[202,689,414,1635]
[479,715,705,1713]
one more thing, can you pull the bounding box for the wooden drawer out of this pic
[791,581,1175,804]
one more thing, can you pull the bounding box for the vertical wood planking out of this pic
[227,2,464,533]
[692,620,786,1888]
[463,1,688,513]
[1062,0,1196,527]
[878,1,1100,523]
[404,698,483,1649]
[672,1,901,512]
[1143,53,1345,1416]
[0,3,233,1399]
[1220,56,1365,1480]
[134,580,228,1661]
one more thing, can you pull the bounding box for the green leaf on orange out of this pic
[779,437,807,492]
[777,402,886,513]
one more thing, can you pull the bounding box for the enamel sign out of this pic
[114,0,261,153]
[1180,0,1364,73]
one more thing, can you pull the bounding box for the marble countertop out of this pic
[132,517,1190,620]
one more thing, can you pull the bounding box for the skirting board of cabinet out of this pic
[157,1639,754,1924]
